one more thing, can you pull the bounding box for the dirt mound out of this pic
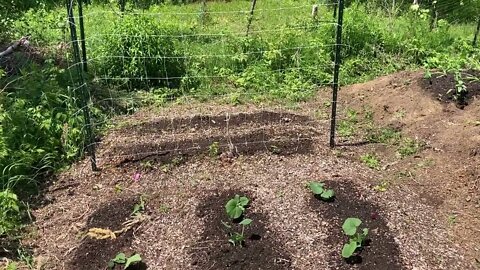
[104,110,318,167]
[309,181,402,269]
[331,70,480,266]
[190,190,291,269]
[69,196,143,270]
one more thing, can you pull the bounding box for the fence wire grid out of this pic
[64,0,346,170]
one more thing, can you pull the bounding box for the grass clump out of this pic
[397,138,424,157]
[360,153,380,169]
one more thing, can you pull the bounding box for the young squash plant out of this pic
[223,195,253,247]
[108,253,142,269]
[223,218,253,247]
[308,182,335,201]
[341,218,369,259]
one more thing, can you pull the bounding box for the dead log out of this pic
[0,36,30,58]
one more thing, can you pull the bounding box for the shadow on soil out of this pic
[112,127,317,166]
[309,181,403,270]
[190,190,291,270]
[116,111,313,135]
[69,196,147,270]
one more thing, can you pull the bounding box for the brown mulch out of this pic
[11,70,480,270]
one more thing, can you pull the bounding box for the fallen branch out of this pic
[0,36,30,58]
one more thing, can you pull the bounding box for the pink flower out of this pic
[133,172,141,182]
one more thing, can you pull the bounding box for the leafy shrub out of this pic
[93,15,188,90]
[0,189,21,236]
[0,63,84,189]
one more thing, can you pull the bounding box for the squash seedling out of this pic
[341,218,369,259]
[225,195,249,219]
[131,195,146,217]
[224,194,252,247]
[223,218,253,247]
[108,253,142,269]
[308,182,335,201]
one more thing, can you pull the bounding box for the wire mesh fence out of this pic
[1,0,479,184]
[64,0,346,170]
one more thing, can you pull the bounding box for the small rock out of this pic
[466,196,471,202]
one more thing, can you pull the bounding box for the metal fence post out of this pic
[333,1,338,19]
[329,0,344,148]
[474,17,480,47]
[66,0,97,171]
[246,0,257,37]
[78,0,88,72]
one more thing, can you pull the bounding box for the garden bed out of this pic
[16,71,480,269]
[422,70,480,107]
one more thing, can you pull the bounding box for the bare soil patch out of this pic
[69,196,144,270]
[309,181,402,270]
[421,70,480,107]
[190,190,291,269]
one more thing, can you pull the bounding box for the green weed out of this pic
[365,127,401,144]
[397,138,424,157]
[360,153,380,169]
[208,142,220,157]
[338,120,356,137]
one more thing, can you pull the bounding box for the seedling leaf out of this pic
[225,195,249,219]
[321,189,335,199]
[342,241,358,258]
[113,253,126,264]
[221,220,232,229]
[239,218,252,226]
[342,218,361,236]
[239,196,249,206]
[309,182,325,195]
[124,254,142,269]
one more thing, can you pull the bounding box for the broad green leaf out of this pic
[239,218,252,226]
[320,189,335,199]
[225,195,249,219]
[113,252,126,264]
[124,254,142,269]
[309,182,325,195]
[342,218,362,236]
[341,241,358,258]
[238,196,249,206]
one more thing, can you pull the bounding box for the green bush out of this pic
[0,63,84,189]
[0,189,21,237]
[93,15,188,90]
